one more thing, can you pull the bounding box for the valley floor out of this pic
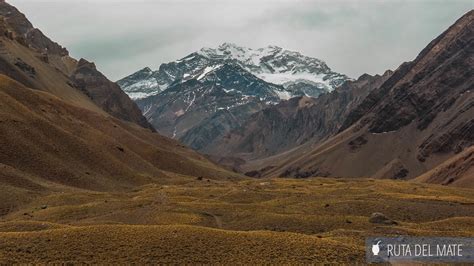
[1,175,474,263]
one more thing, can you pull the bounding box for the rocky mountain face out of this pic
[208,71,392,166]
[0,1,68,56]
[118,43,350,100]
[71,59,154,130]
[119,43,349,151]
[135,63,282,147]
[256,10,473,180]
[115,67,159,99]
[0,1,153,130]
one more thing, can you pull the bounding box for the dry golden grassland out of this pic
[1,175,473,263]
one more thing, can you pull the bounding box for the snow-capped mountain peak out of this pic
[116,67,160,99]
[118,43,350,100]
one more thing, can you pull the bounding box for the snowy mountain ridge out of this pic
[117,43,350,100]
[134,62,284,144]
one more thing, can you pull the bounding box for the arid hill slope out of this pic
[416,145,474,188]
[253,10,473,181]
[209,71,392,167]
[0,75,240,213]
[0,1,153,129]
[0,0,240,225]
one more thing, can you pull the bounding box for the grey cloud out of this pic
[8,0,474,80]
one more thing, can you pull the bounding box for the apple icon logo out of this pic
[372,240,381,256]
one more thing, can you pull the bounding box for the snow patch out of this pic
[258,72,330,90]
[185,92,196,112]
[197,65,222,80]
[274,90,292,100]
[143,104,153,116]
[127,91,160,100]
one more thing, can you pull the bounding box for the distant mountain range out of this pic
[241,10,474,183]
[117,43,350,150]
[119,11,473,185]
[135,64,280,143]
[208,70,393,166]
[118,43,350,100]
[0,0,471,192]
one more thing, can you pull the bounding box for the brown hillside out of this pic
[0,75,239,200]
[209,71,392,170]
[0,1,153,129]
[253,10,473,182]
[416,146,474,188]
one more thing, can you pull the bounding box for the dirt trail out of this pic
[200,212,223,229]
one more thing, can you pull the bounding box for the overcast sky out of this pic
[8,0,473,81]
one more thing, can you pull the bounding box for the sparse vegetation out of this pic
[1,176,473,263]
